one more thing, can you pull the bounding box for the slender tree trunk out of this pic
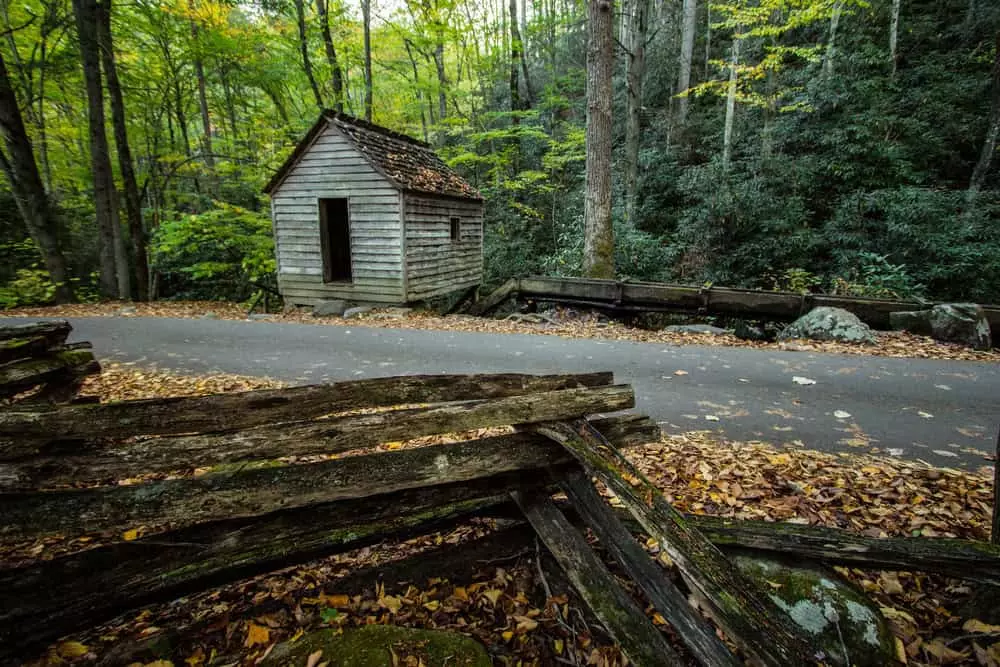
[434,40,448,121]
[294,0,323,109]
[403,41,428,142]
[37,37,52,193]
[722,33,740,172]
[823,1,843,78]
[510,0,534,107]
[890,0,901,76]
[967,32,1000,205]
[72,0,119,298]
[704,4,712,80]
[676,0,697,127]
[190,3,216,198]
[98,0,147,300]
[316,0,343,112]
[0,51,74,303]
[625,0,648,224]
[510,0,523,116]
[362,0,373,121]
[582,0,614,279]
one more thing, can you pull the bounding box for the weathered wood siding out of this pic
[404,194,484,301]
[270,122,404,305]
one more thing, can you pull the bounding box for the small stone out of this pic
[116,306,137,316]
[343,306,374,319]
[779,307,876,345]
[663,324,730,335]
[312,300,349,317]
[248,313,275,320]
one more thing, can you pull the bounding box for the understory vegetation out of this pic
[0,0,998,306]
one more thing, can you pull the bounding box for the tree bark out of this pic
[0,51,74,303]
[98,0,148,300]
[967,31,1000,205]
[890,0,901,76]
[509,0,523,115]
[722,33,740,172]
[316,0,343,111]
[189,2,216,197]
[362,0,373,120]
[72,0,119,298]
[676,0,697,127]
[624,0,648,224]
[582,0,614,279]
[294,0,324,109]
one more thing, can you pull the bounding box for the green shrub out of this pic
[0,267,56,309]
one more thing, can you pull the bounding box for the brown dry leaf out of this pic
[244,622,270,648]
[305,649,324,667]
[964,620,1000,634]
[924,640,970,664]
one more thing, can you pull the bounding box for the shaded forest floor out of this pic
[18,364,1000,667]
[5,300,1000,363]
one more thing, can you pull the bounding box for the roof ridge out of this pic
[322,110,431,149]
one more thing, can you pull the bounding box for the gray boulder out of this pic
[312,300,349,317]
[733,553,897,666]
[663,324,730,335]
[343,306,374,319]
[890,303,991,350]
[262,626,491,667]
[779,307,876,345]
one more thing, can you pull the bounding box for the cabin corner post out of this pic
[400,189,408,302]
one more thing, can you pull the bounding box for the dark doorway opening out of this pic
[319,198,352,282]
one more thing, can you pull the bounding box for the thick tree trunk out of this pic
[72,0,119,298]
[98,0,148,300]
[967,31,1000,205]
[0,52,74,303]
[294,0,324,109]
[316,0,343,111]
[624,0,648,224]
[582,0,614,279]
[676,0,697,127]
[362,0,373,121]
[722,34,740,172]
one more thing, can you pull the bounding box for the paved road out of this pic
[9,316,999,468]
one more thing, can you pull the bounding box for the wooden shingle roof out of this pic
[263,111,482,200]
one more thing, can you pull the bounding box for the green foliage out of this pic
[152,204,275,300]
[0,267,56,309]
[773,268,821,294]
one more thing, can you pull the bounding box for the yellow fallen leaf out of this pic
[423,600,440,611]
[481,588,502,605]
[324,594,350,608]
[514,615,538,631]
[554,639,564,655]
[451,586,468,601]
[379,595,402,614]
[144,662,174,667]
[963,619,1000,634]
[244,622,270,648]
[290,628,305,642]
[57,641,89,658]
[122,527,143,541]
[501,631,514,642]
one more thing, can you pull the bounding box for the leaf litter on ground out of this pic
[8,366,999,667]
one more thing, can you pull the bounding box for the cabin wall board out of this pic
[403,194,484,302]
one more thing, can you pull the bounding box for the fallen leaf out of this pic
[306,650,324,667]
[834,410,851,419]
[244,622,270,648]
[705,415,720,422]
[673,370,688,376]
[792,376,816,385]
[963,619,1000,634]
[918,411,934,419]
[57,641,89,658]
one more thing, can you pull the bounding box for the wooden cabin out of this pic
[263,111,484,306]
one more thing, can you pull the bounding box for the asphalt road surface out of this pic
[9,316,999,468]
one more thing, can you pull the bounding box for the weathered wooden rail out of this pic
[0,320,99,405]
[2,322,999,665]
[469,276,1000,334]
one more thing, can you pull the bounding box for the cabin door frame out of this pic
[318,197,352,283]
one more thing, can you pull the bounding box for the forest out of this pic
[1,0,998,308]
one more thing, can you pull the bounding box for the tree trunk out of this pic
[509,0,523,116]
[190,3,216,198]
[676,0,697,127]
[294,0,323,109]
[822,1,843,78]
[624,0,648,224]
[316,0,343,112]
[582,0,614,279]
[0,53,74,303]
[404,40,428,142]
[72,0,119,298]
[98,0,148,300]
[434,41,448,121]
[362,0,373,121]
[890,0,901,76]
[722,33,740,172]
[967,31,1000,205]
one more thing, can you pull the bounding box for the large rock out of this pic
[313,300,349,317]
[890,303,992,350]
[778,307,876,345]
[733,553,896,666]
[262,626,491,667]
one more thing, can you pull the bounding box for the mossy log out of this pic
[532,419,817,667]
[0,349,99,400]
[0,470,548,661]
[560,468,740,666]
[512,487,682,666]
[0,415,655,540]
[0,385,637,489]
[0,320,71,344]
[0,371,614,458]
